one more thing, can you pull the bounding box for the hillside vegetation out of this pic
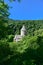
[0,19,43,65]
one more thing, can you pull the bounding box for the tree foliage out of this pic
[0,20,43,65]
[0,33,43,65]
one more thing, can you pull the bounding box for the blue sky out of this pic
[5,0,43,20]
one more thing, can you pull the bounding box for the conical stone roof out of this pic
[21,25,26,31]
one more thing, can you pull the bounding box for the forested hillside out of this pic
[0,19,43,65]
[0,19,43,39]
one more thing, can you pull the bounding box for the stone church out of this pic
[13,25,26,42]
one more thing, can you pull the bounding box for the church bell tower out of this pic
[21,25,26,36]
